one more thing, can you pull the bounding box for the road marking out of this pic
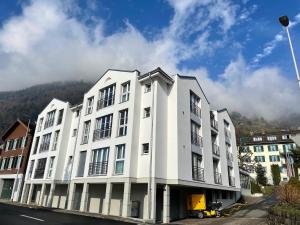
[20,214,44,222]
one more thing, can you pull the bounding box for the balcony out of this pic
[212,144,220,156]
[34,169,45,179]
[192,166,204,182]
[93,129,112,141]
[190,102,201,118]
[214,172,222,184]
[191,133,203,147]
[97,96,115,110]
[226,150,233,161]
[224,129,231,143]
[229,176,235,186]
[211,119,218,130]
[88,161,108,176]
[39,143,50,152]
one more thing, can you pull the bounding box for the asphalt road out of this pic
[0,203,133,225]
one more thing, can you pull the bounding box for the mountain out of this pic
[0,81,299,139]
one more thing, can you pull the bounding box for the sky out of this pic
[0,0,300,120]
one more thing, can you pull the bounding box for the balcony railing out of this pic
[224,129,231,141]
[212,144,220,156]
[214,172,222,184]
[93,129,112,141]
[211,119,218,130]
[226,150,233,161]
[88,161,108,176]
[192,166,204,181]
[191,133,203,147]
[39,143,50,152]
[229,176,235,186]
[97,96,115,110]
[34,169,45,179]
[190,102,201,118]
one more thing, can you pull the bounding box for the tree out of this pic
[256,164,267,186]
[271,164,281,185]
[290,145,300,178]
[238,146,257,173]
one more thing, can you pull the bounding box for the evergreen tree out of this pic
[291,145,300,178]
[271,164,281,185]
[256,164,267,186]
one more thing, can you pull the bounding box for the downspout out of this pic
[147,74,155,221]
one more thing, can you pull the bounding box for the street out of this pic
[0,203,133,225]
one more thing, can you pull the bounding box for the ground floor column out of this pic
[103,182,112,215]
[163,184,170,223]
[38,183,46,206]
[148,180,156,222]
[46,183,55,207]
[67,183,75,210]
[79,182,89,212]
[122,181,131,217]
[26,184,34,204]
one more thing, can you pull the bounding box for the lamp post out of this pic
[279,15,300,88]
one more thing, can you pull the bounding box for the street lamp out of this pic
[279,15,300,88]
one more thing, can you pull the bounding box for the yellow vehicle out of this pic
[187,194,222,219]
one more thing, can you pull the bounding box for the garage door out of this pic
[1,179,14,199]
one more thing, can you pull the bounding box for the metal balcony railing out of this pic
[93,129,112,141]
[190,102,201,118]
[39,143,50,152]
[34,169,45,179]
[192,166,204,182]
[214,172,222,184]
[212,144,220,156]
[229,176,235,186]
[97,96,115,110]
[211,119,218,130]
[88,161,108,176]
[191,133,203,147]
[226,150,233,161]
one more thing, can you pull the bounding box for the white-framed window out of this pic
[94,114,113,140]
[268,145,278,152]
[267,136,277,141]
[37,117,44,132]
[142,143,149,154]
[120,81,130,103]
[44,110,56,129]
[16,137,23,149]
[253,136,262,142]
[33,136,40,154]
[16,156,22,169]
[8,157,13,169]
[11,156,18,169]
[115,144,125,175]
[28,160,35,179]
[77,151,86,177]
[47,157,55,178]
[118,109,128,136]
[52,130,60,151]
[97,84,116,110]
[72,129,78,137]
[82,121,91,144]
[34,158,47,179]
[269,155,280,162]
[254,156,265,162]
[143,107,150,118]
[254,145,264,152]
[21,136,27,148]
[86,97,94,115]
[89,147,109,175]
[40,133,52,152]
[145,83,151,93]
[57,109,64,125]
[13,139,17,149]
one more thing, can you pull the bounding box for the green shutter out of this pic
[275,145,278,151]
[268,145,270,151]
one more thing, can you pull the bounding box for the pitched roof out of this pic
[139,67,174,84]
[1,119,34,140]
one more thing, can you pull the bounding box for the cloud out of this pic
[0,0,299,120]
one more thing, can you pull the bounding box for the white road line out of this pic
[20,214,45,222]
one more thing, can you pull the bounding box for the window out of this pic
[283,144,294,152]
[97,84,116,110]
[16,137,23,149]
[239,146,249,153]
[13,139,17,149]
[28,160,35,179]
[11,156,19,169]
[57,109,64,125]
[282,135,290,140]
[44,110,56,129]
[268,145,278,152]
[3,158,9,169]
[192,153,204,181]
[77,151,86,177]
[16,156,22,169]
[37,118,44,132]
[118,109,128,136]
[21,136,27,148]
[0,158,2,170]
[47,157,55,178]
[86,97,94,115]
[8,140,14,150]
[82,121,91,144]
[115,145,125,175]
[143,107,150,118]
[34,158,47,179]
[267,136,277,141]
[254,156,265,162]
[75,109,80,117]
[269,155,280,162]
[33,137,40,154]
[94,114,113,141]
[142,143,149,154]
[120,82,130,103]
[190,91,201,117]
[254,145,264,152]
[72,129,78,137]
[191,121,202,146]
[89,147,109,175]
[52,130,60,151]
[40,133,52,152]
[8,157,13,169]
[145,83,151,93]
[253,136,262,142]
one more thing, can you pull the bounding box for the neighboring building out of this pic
[20,68,240,223]
[20,99,82,208]
[0,119,34,201]
[239,131,298,184]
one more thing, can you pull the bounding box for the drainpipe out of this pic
[11,119,30,202]
[147,74,155,221]
[64,106,82,209]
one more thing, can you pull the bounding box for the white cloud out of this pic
[0,0,299,120]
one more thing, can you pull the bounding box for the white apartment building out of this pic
[21,68,240,223]
[21,99,82,208]
[239,131,299,184]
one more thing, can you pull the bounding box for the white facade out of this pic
[21,68,240,223]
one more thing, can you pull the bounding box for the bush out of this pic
[275,182,300,205]
[271,164,281,185]
[288,177,300,189]
[251,180,262,194]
